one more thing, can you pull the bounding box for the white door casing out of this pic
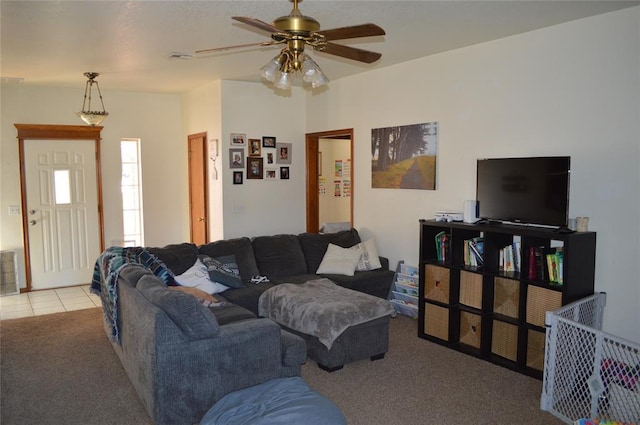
[24,139,101,289]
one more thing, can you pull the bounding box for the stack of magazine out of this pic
[390,263,419,318]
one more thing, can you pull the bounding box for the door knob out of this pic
[29,209,36,215]
[29,220,37,225]
[198,217,206,222]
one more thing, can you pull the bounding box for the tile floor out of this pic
[0,285,100,320]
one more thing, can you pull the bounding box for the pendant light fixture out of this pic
[77,72,108,126]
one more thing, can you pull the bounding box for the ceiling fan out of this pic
[195,0,385,89]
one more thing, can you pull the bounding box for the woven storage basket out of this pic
[491,320,518,361]
[459,311,482,349]
[459,271,482,309]
[424,265,450,303]
[424,303,449,341]
[493,277,519,319]
[526,285,562,327]
[526,329,545,371]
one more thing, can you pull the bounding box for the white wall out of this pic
[319,138,351,225]
[181,80,224,242]
[0,84,184,288]
[220,81,307,238]
[305,8,640,342]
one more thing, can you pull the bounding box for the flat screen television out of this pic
[476,156,570,227]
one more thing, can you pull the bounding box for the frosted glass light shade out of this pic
[274,71,291,90]
[77,111,108,126]
[311,71,329,88]
[260,58,280,82]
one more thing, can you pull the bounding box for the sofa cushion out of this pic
[215,282,275,316]
[146,243,199,276]
[298,229,362,273]
[198,238,259,284]
[316,243,362,276]
[137,275,219,339]
[199,255,243,288]
[208,303,257,325]
[252,234,307,279]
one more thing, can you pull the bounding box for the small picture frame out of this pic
[280,166,290,180]
[266,152,274,164]
[276,142,292,164]
[230,133,246,146]
[233,171,243,185]
[265,169,277,180]
[247,157,264,179]
[262,136,276,148]
[248,138,261,156]
[229,148,244,169]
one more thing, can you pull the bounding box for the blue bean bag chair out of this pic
[199,377,346,425]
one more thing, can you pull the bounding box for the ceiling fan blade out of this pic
[317,23,385,41]
[195,41,278,55]
[318,42,382,64]
[232,16,281,34]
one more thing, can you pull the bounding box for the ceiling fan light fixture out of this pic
[260,56,282,82]
[274,70,291,90]
[301,54,329,88]
[310,70,329,89]
[301,54,319,82]
[77,72,108,126]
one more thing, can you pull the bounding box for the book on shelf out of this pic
[434,231,449,262]
[546,247,564,285]
[463,237,484,267]
[499,241,521,273]
[526,246,563,284]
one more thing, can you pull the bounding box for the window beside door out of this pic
[121,139,144,246]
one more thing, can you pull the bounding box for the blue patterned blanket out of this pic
[90,246,175,343]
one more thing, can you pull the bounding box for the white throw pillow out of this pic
[174,258,229,294]
[316,243,363,276]
[352,238,382,271]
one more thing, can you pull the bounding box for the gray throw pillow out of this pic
[199,255,244,289]
[137,275,219,339]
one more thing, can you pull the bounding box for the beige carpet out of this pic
[0,307,564,424]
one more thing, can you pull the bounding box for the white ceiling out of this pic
[1,1,638,94]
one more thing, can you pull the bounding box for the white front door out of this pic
[24,139,101,289]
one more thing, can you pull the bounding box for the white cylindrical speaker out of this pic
[463,200,478,223]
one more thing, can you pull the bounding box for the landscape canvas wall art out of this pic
[371,122,438,190]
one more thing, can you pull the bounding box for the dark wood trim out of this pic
[305,128,354,233]
[15,124,105,292]
[187,132,209,245]
[15,124,103,140]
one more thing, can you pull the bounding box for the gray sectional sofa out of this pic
[95,228,394,425]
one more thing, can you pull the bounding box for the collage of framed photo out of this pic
[229,133,292,183]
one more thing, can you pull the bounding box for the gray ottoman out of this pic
[281,315,390,372]
[258,278,395,371]
[199,377,346,425]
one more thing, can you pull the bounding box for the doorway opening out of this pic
[305,129,353,234]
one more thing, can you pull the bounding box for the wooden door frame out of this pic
[187,132,209,244]
[15,124,105,292]
[305,129,354,233]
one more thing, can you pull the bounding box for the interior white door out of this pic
[24,139,101,289]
